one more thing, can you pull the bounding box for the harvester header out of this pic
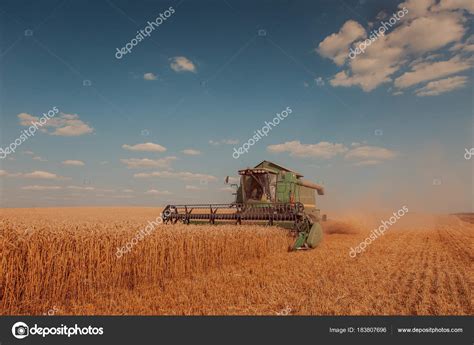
[162,161,326,250]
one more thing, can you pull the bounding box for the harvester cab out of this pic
[162,161,325,251]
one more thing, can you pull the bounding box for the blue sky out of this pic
[0,0,472,212]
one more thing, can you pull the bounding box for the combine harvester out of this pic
[162,161,325,250]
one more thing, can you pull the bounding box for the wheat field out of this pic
[0,207,472,315]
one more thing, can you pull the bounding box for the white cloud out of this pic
[222,139,239,145]
[18,113,40,126]
[18,113,94,136]
[170,56,196,73]
[414,75,468,96]
[209,139,239,146]
[21,185,62,190]
[318,1,472,95]
[449,35,474,53]
[22,150,34,155]
[32,156,47,162]
[432,0,474,13]
[394,55,471,89]
[345,145,398,161]
[0,169,68,180]
[22,170,66,179]
[122,142,167,152]
[145,189,172,195]
[143,72,158,80]
[120,156,177,168]
[398,0,435,19]
[62,160,85,166]
[185,185,203,191]
[134,171,217,182]
[353,160,382,166]
[317,20,366,66]
[267,141,348,159]
[66,185,95,190]
[181,149,201,155]
[122,189,134,193]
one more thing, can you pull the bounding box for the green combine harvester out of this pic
[162,161,325,250]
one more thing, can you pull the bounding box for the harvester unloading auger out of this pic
[161,161,326,250]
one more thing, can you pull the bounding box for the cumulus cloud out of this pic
[345,145,398,161]
[0,169,67,179]
[122,142,167,152]
[62,160,85,166]
[267,141,348,159]
[134,171,217,182]
[170,56,196,73]
[209,139,239,146]
[143,72,158,80]
[353,160,382,166]
[394,55,471,89]
[317,20,366,66]
[18,113,40,126]
[185,185,204,191]
[120,156,177,168]
[145,189,172,195]
[318,0,473,95]
[181,149,201,155]
[414,75,468,96]
[267,141,397,165]
[22,170,66,179]
[18,113,94,136]
[432,0,474,13]
[21,185,62,190]
[66,185,94,190]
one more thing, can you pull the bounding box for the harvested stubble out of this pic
[0,212,291,314]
